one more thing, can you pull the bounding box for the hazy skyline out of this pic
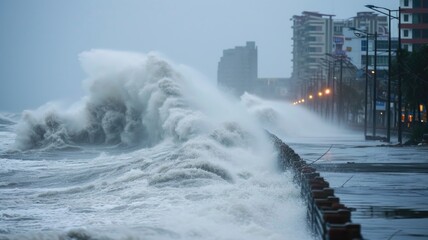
[0,0,398,111]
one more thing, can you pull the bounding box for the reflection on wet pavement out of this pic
[315,163,428,173]
[288,136,428,240]
[360,206,428,219]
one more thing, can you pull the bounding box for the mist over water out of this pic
[0,50,313,239]
[241,93,345,139]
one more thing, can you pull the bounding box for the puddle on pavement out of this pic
[359,206,428,219]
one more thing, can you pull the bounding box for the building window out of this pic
[413,14,421,23]
[422,13,428,23]
[377,40,389,50]
[361,55,370,66]
[404,29,409,37]
[403,44,409,51]
[404,0,409,7]
[361,55,366,66]
[309,25,323,31]
[309,47,322,53]
[361,40,367,51]
[377,56,389,66]
[423,29,428,38]
[392,41,398,49]
[414,29,421,38]
[404,14,409,22]
[414,0,421,8]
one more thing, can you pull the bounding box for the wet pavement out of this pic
[286,135,428,240]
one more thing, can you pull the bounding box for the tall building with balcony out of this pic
[333,12,388,36]
[400,0,428,51]
[291,12,334,99]
[343,30,398,73]
[217,42,258,96]
[334,12,391,72]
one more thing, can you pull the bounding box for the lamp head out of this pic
[365,4,376,9]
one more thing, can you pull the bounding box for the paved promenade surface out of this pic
[286,135,428,240]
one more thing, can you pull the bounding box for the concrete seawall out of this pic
[268,132,363,240]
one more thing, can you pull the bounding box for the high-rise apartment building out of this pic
[291,10,391,99]
[334,12,391,71]
[217,42,258,96]
[333,12,388,36]
[291,12,334,99]
[400,0,428,51]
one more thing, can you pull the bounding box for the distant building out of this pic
[333,11,390,71]
[291,11,393,98]
[291,11,334,99]
[343,28,398,72]
[333,12,388,37]
[400,0,428,51]
[217,42,258,96]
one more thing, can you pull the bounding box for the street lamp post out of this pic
[327,60,331,119]
[364,34,369,137]
[387,10,392,142]
[397,7,402,144]
[317,58,334,120]
[351,27,377,138]
[339,56,343,125]
[366,4,400,142]
[350,27,374,138]
[373,31,378,138]
[325,53,337,122]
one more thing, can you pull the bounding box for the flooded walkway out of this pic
[287,136,428,240]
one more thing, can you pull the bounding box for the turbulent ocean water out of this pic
[0,50,316,240]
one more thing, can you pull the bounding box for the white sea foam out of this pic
[0,50,313,239]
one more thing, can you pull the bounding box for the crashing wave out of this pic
[14,51,210,150]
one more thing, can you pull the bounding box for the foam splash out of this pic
[0,50,317,239]
[14,50,218,150]
[14,49,341,152]
[240,93,345,137]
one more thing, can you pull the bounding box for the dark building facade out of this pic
[401,0,428,51]
[217,42,258,96]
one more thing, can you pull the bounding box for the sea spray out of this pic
[14,51,208,150]
[1,50,313,239]
[240,93,345,137]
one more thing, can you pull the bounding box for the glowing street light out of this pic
[309,95,313,99]
[325,88,331,95]
[318,92,323,97]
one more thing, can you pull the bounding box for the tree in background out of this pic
[396,45,428,143]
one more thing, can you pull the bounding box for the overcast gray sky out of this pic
[0,0,398,112]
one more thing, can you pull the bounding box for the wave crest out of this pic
[14,51,205,150]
